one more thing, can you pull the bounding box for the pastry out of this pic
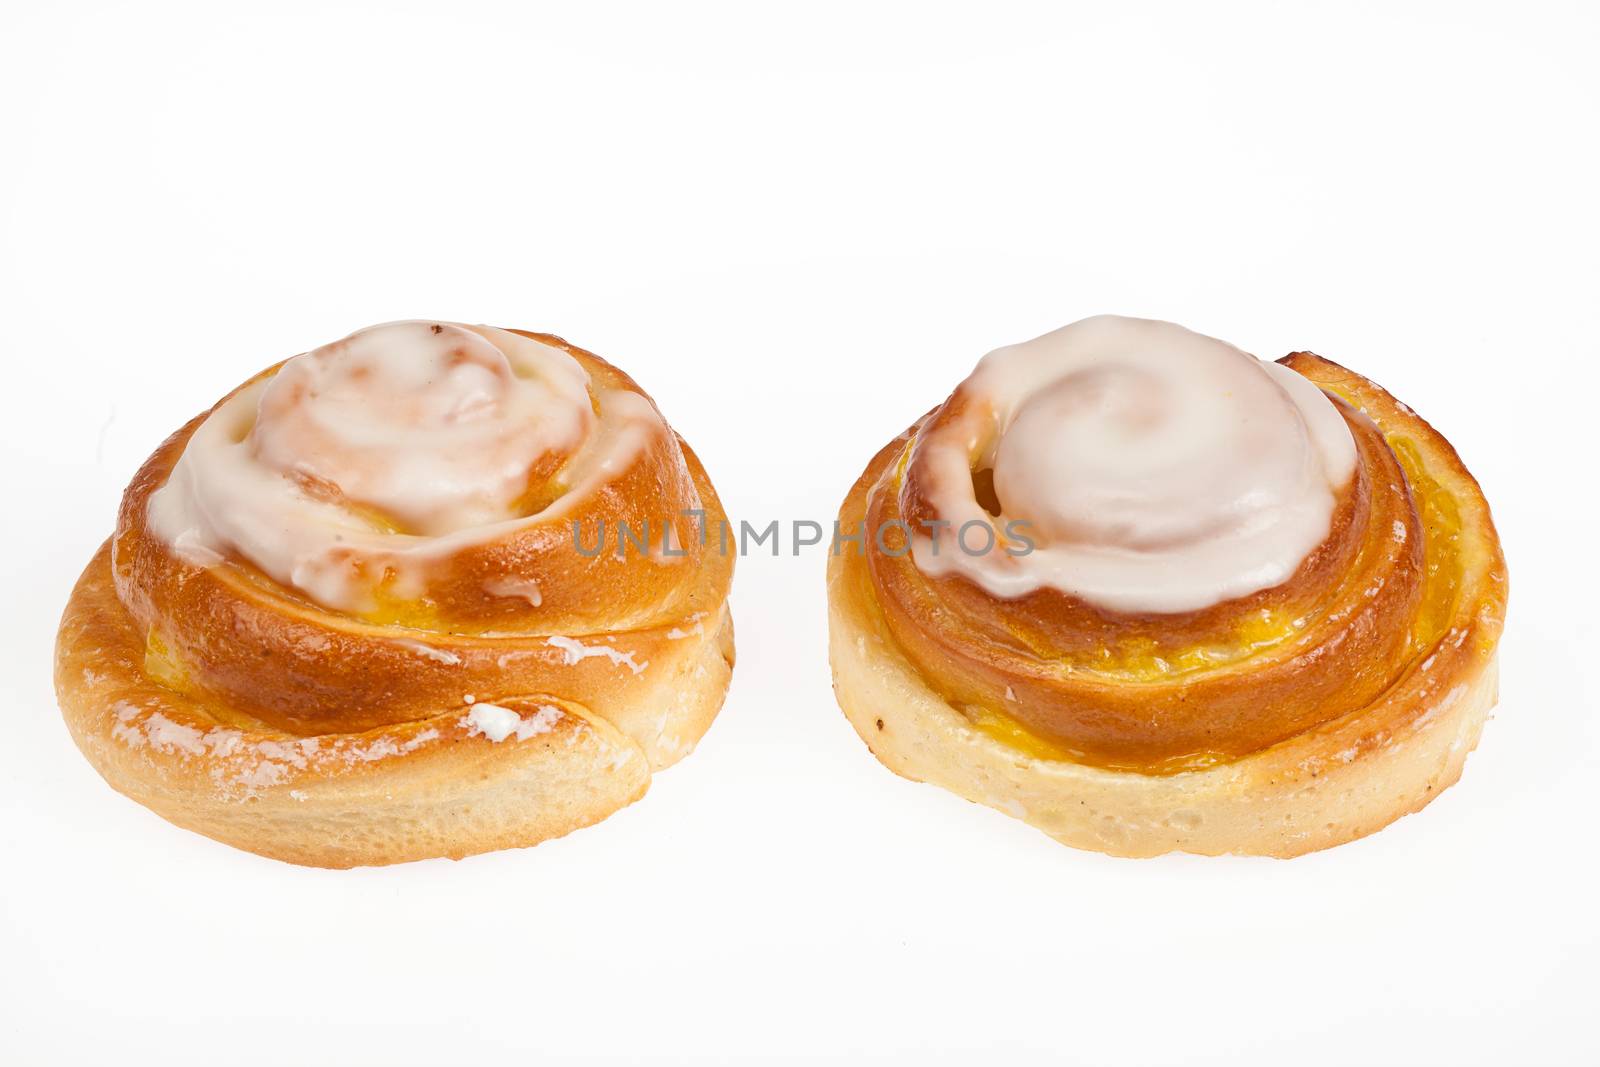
[56,321,735,867]
[827,315,1505,857]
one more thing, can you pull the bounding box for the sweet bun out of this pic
[57,322,735,867]
[828,316,1505,857]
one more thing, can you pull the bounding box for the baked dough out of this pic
[828,321,1505,857]
[56,323,735,867]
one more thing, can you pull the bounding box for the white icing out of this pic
[666,610,707,640]
[146,321,666,612]
[251,323,590,533]
[912,316,1357,613]
[392,639,461,665]
[461,702,562,743]
[483,575,543,607]
[141,712,207,755]
[546,635,648,675]
[108,705,449,799]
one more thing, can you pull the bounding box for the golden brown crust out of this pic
[112,334,734,734]
[55,330,736,867]
[828,354,1506,856]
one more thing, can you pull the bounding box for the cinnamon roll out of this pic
[827,315,1505,857]
[56,322,735,867]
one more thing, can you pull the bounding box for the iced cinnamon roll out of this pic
[827,315,1505,857]
[56,322,735,867]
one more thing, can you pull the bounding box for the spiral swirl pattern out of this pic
[56,322,735,866]
[829,318,1506,856]
[910,316,1357,612]
[850,317,1502,773]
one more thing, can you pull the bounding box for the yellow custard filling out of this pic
[143,629,188,691]
[963,417,1471,770]
[362,580,444,630]
[1076,607,1304,681]
[1386,434,1462,652]
[964,705,1230,773]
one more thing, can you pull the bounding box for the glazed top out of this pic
[146,321,664,613]
[910,315,1357,613]
[114,323,734,736]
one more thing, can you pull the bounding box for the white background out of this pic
[2,2,1596,1063]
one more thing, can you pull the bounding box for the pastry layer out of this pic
[829,352,1506,856]
[57,326,736,867]
[59,540,734,867]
